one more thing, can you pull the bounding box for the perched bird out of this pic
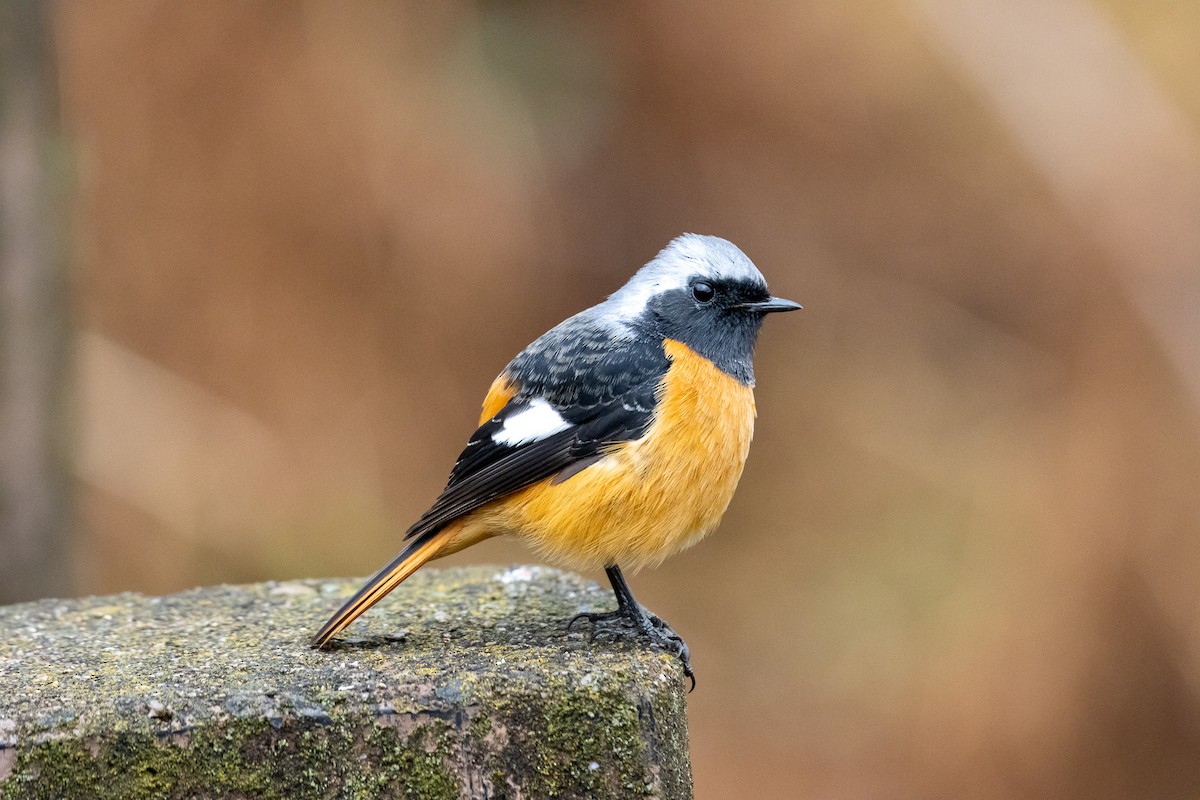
[311,234,801,687]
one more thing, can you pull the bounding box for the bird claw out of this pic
[644,618,695,693]
[567,608,696,692]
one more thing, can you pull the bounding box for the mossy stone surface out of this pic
[0,566,692,799]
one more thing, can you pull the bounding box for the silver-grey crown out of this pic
[599,234,766,327]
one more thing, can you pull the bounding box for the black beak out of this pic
[745,296,802,314]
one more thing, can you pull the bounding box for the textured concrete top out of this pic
[0,566,692,799]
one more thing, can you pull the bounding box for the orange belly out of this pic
[448,338,756,570]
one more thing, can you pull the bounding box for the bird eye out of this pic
[691,281,715,303]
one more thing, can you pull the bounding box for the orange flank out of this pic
[479,373,518,425]
[442,339,756,571]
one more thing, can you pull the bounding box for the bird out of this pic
[311,233,801,688]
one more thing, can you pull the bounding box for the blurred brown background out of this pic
[3,2,1200,798]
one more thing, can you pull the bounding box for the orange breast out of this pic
[457,338,756,570]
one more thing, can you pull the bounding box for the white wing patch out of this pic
[492,398,572,446]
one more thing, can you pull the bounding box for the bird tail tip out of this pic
[309,529,453,648]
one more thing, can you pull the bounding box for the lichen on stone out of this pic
[0,566,692,799]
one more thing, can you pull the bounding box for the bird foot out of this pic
[568,607,695,692]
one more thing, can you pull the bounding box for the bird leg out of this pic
[568,564,695,691]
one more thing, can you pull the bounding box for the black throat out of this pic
[633,285,766,386]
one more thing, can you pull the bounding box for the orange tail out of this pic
[310,528,455,648]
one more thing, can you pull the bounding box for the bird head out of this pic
[601,234,801,384]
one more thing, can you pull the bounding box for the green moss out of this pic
[0,680,688,800]
[361,722,459,800]
[481,679,652,800]
[0,716,459,800]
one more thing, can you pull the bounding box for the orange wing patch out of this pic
[479,373,519,426]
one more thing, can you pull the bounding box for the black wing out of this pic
[402,314,671,542]
[403,379,661,542]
